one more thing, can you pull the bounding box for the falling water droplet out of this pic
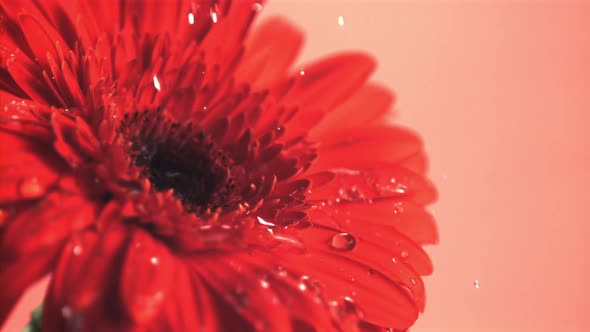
[19,178,43,198]
[473,279,480,289]
[337,15,344,26]
[188,12,195,24]
[330,233,356,251]
[153,75,161,91]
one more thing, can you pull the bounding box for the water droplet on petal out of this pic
[210,9,218,23]
[330,233,356,251]
[252,2,263,12]
[188,12,195,24]
[19,178,44,198]
[231,288,249,309]
[299,70,305,76]
[150,256,159,265]
[400,250,409,258]
[473,279,480,289]
[72,245,83,256]
[337,15,344,26]
[153,75,161,91]
[61,306,73,319]
[276,265,288,277]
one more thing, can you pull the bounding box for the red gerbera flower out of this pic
[0,0,438,331]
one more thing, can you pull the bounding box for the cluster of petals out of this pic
[0,0,438,331]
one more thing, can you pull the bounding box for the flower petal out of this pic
[236,17,304,89]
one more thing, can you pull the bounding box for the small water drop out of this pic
[276,265,288,277]
[210,9,218,23]
[153,75,161,91]
[150,256,159,265]
[61,306,73,319]
[392,202,404,214]
[330,233,356,251]
[188,12,195,24]
[257,216,275,227]
[473,279,480,289]
[19,178,43,198]
[252,2,263,12]
[400,250,409,258]
[72,245,83,256]
[299,70,305,76]
[337,15,344,26]
[392,257,397,263]
[260,278,270,289]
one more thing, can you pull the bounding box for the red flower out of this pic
[0,0,437,331]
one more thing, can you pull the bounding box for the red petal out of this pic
[0,246,60,326]
[2,192,97,255]
[236,17,304,89]
[120,228,174,323]
[282,53,376,112]
[310,83,395,140]
[308,125,423,174]
[281,249,419,329]
[195,255,293,331]
[0,132,63,204]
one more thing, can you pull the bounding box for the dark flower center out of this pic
[123,110,237,212]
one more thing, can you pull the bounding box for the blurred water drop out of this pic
[330,233,356,251]
[150,256,159,265]
[338,15,344,26]
[61,306,73,319]
[400,250,409,258]
[299,70,305,76]
[210,9,218,23]
[188,12,195,25]
[473,279,480,289]
[252,2,263,12]
[19,177,43,198]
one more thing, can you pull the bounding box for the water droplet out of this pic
[391,257,397,263]
[72,245,83,256]
[299,70,305,76]
[210,9,218,23]
[252,2,263,12]
[188,12,195,24]
[392,202,404,214]
[298,275,320,293]
[19,178,44,198]
[329,296,363,321]
[257,216,275,227]
[473,279,480,289]
[61,306,73,319]
[260,278,270,289]
[337,15,344,26]
[400,250,409,258]
[276,265,288,277]
[330,233,356,251]
[153,75,161,91]
[150,256,159,265]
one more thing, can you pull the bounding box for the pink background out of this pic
[3,1,590,331]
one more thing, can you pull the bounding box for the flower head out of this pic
[0,0,437,331]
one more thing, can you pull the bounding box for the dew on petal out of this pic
[276,265,288,277]
[188,13,195,25]
[72,245,83,256]
[400,250,409,258]
[257,216,275,227]
[337,15,344,26]
[252,2,263,12]
[19,177,44,198]
[473,279,480,289]
[153,75,161,91]
[330,233,356,251]
[210,9,218,23]
[61,306,73,319]
[299,70,305,76]
[150,256,159,265]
